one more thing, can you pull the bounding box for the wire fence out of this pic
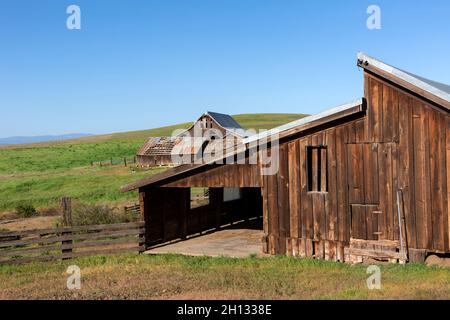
[91,156,137,167]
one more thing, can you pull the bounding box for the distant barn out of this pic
[136,111,246,167]
[123,53,450,263]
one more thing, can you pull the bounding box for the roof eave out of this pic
[121,164,203,192]
[357,53,450,111]
[244,98,365,144]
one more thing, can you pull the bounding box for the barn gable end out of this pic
[136,111,245,167]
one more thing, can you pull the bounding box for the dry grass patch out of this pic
[0,254,449,300]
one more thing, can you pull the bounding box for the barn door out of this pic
[350,204,381,240]
[346,143,382,240]
[346,143,379,205]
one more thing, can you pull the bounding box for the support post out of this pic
[61,197,72,226]
[397,190,408,263]
[60,197,73,259]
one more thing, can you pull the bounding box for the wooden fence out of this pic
[0,222,145,265]
[91,156,137,167]
[124,203,140,216]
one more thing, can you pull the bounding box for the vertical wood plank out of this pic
[260,152,270,238]
[391,142,400,241]
[325,129,338,241]
[439,113,448,252]
[398,94,416,249]
[386,143,395,240]
[429,109,446,251]
[350,205,366,239]
[378,143,393,240]
[368,78,383,142]
[364,73,371,142]
[347,144,364,204]
[446,116,450,250]
[363,143,379,204]
[392,88,400,142]
[413,102,430,249]
[366,205,379,240]
[288,141,301,240]
[265,144,282,254]
[355,119,366,143]
[138,190,146,223]
[382,85,394,141]
[423,107,433,250]
[278,144,290,254]
[312,193,325,241]
[180,188,190,239]
[300,137,313,240]
[336,125,348,242]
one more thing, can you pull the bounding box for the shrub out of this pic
[71,202,138,226]
[15,203,38,218]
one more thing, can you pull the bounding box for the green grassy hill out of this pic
[0,113,306,213]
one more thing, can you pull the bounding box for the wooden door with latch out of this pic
[346,143,385,240]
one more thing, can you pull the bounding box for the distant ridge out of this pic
[0,133,93,145]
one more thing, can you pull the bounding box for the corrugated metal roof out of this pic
[137,137,178,156]
[206,111,243,130]
[402,70,450,96]
[175,111,247,138]
[244,99,364,144]
[357,52,450,105]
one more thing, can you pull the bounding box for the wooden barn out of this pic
[136,111,246,167]
[123,53,450,263]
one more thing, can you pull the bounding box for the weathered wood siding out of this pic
[162,164,260,188]
[263,119,365,257]
[366,73,449,253]
[264,72,449,256]
[137,155,173,167]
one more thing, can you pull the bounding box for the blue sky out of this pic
[1,0,450,137]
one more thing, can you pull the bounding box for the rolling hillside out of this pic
[0,113,306,214]
[0,133,94,146]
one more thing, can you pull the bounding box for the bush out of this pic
[15,203,38,218]
[71,202,138,226]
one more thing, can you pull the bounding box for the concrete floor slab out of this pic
[145,228,266,258]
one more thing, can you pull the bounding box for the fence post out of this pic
[61,197,72,226]
[60,197,73,259]
[124,157,127,167]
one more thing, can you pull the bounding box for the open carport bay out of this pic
[146,218,266,258]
